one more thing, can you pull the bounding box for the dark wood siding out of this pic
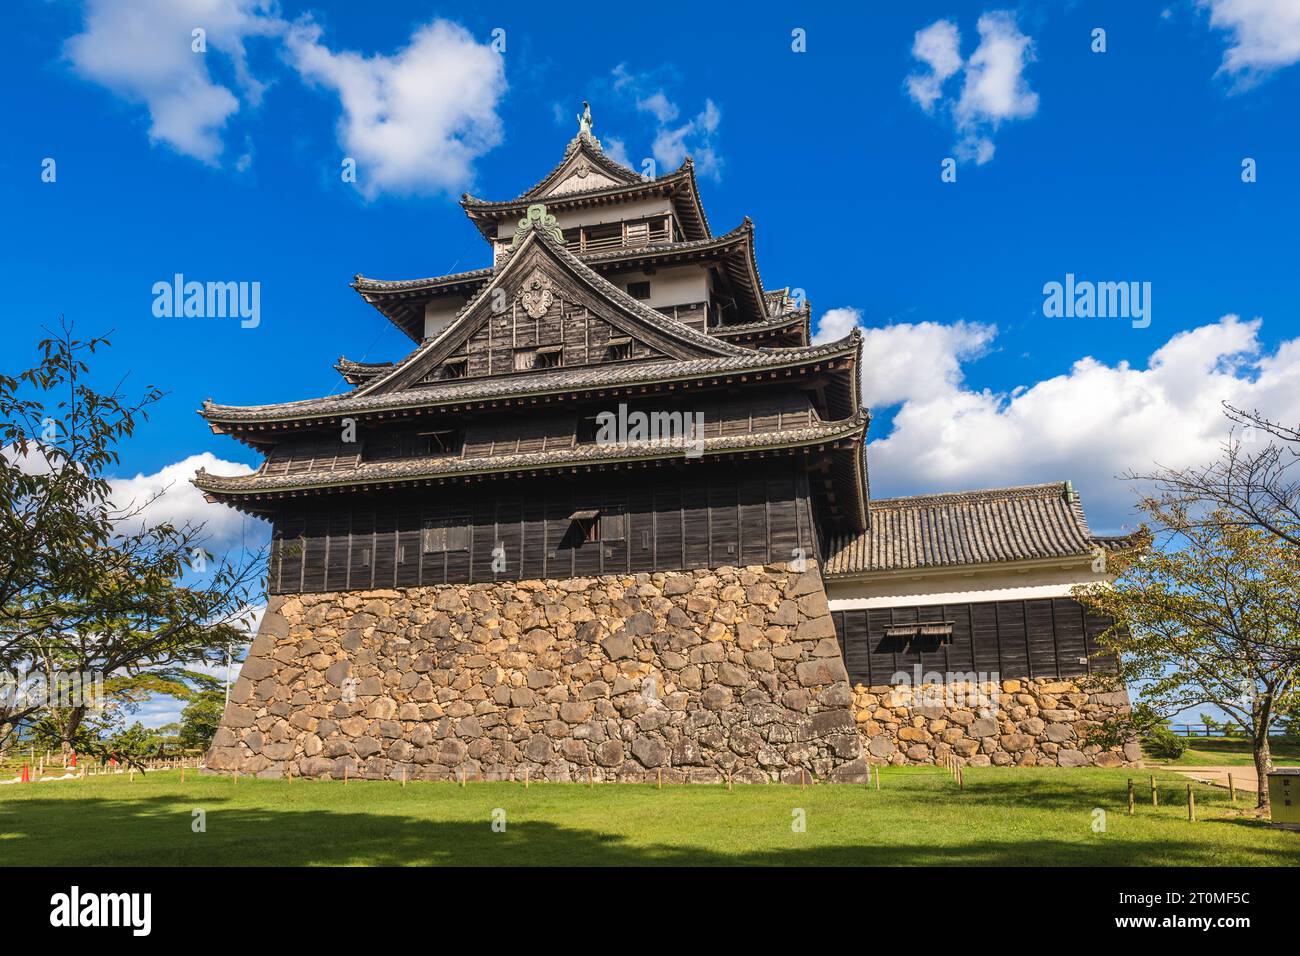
[832,597,1119,684]
[269,463,817,594]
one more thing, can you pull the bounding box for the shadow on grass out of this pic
[1,792,1296,867]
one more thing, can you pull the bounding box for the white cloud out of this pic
[610,64,723,180]
[65,0,281,164]
[906,20,963,112]
[651,99,722,178]
[905,10,1038,165]
[284,18,506,198]
[816,311,1300,529]
[110,452,265,551]
[816,309,997,407]
[604,135,634,169]
[1198,0,1300,86]
[636,91,679,124]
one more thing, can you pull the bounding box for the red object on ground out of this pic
[21,764,30,783]
[69,752,76,768]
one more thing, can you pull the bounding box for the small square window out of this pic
[627,281,651,300]
[606,338,632,361]
[535,346,562,369]
[513,349,535,371]
[442,358,467,379]
[423,519,470,553]
[417,430,460,456]
[567,509,601,544]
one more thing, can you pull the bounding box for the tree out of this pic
[1076,501,1300,809]
[0,323,263,769]
[178,675,227,751]
[1135,404,1300,550]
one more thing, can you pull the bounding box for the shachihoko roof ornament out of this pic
[575,100,600,150]
[510,203,564,248]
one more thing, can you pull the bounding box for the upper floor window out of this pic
[562,216,676,254]
[365,428,461,461]
[515,346,562,371]
[627,281,651,300]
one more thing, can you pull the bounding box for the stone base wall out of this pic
[852,678,1141,768]
[206,562,874,782]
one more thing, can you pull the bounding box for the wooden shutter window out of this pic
[446,522,470,552]
[423,517,470,553]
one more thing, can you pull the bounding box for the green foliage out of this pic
[1198,712,1243,736]
[108,722,159,762]
[1143,725,1188,759]
[179,686,226,751]
[0,323,264,762]
[1076,493,1300,807]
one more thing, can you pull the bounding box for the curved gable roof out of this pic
[352,225,751,397]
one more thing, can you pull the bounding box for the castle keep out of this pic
[196,112,1139,780]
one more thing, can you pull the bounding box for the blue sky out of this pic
[3,1,1298,725]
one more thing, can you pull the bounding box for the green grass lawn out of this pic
[1,767,1296,866]
[1144,737,1300,768]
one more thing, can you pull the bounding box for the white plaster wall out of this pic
[825,560,1109,610]
[424,297,466,339]
[617,264,710,310]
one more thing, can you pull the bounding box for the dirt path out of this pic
[1168,766,1261,793]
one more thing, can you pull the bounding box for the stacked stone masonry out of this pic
[853,679,1139,768]
[206,561,1138,782]
[207,562,878,783]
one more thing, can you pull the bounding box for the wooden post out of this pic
[129,768,135,783]
[958,766,964,791]
[402,766,408,788]
[726,772,732,792]
[587,768,593,789]
[343,765,348,786]
[657,768,662,789]
[524,767,530,789]
[875,765,881,790]
[1150,775,1157,806]
[1188,784,1196,822]
[1127,778,1135,815]
[180,767,186,785]
[801,768,807,789]
[1228,773,1235,802]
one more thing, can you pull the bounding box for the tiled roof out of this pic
[502,134,644,205]
[352,267,492,294]
[714,311,809,338]
[333,357,393,383]
[202,334,861,426]
[194,415,867,498]
[823,482,1139,576]
[353,223,754,296]
[461,153,711,241]
[462,152,683,211]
